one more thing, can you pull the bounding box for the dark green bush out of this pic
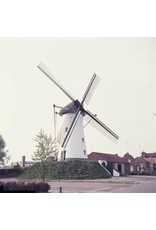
[0,181,50,193]
[0,168,23,178]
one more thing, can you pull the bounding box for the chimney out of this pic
[141,152,146,158]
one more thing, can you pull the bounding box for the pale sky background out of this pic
[0,37,156,162]
[1,0,156,228]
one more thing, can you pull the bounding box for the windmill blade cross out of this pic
[84,110,119,142]
[81,73,101,105]
[37,62,75,102]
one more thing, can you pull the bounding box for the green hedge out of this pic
[20,160,111,180]
[0,168,23,178]
[0,181,50,193]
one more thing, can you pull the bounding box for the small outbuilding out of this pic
[88,152,130,176]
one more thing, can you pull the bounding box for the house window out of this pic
[130,166,134,172]
[136,166,140,172]
[140,163,144,168]
[141,168,144,172]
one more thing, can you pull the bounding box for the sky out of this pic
[1,0,156,227]
[0,37,156,162]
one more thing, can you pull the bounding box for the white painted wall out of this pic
[113,169,120,177]
[58,113,87,160]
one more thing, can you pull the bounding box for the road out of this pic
[1,175,156,193]
[48,175,156,193]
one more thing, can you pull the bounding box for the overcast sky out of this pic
[0,37,156,162]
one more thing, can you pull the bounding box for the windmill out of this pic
[37,62,119,161]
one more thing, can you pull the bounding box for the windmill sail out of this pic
[61,108,81,148]
[57,113,76,146]
[84,110,119,142]
[37,62,75,102]
[81,73,101,105]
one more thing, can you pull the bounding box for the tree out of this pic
[0,135,10,166]
[32,129,58,181]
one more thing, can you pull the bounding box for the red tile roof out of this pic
[144,158,156,164]
[141,152,156,158]
[88,152,129,163]
[145,153,156,158]
[135,157,147,163]
[124,152,135,160]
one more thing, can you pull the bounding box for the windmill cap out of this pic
[59,101,77,115]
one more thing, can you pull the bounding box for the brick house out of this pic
[141,151,156,158]
[123,152,136,173]
[143,158,156,173]
[88,152,130,176]
[135,157,150,173]
[134,152,156,174]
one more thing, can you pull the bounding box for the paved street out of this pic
[48,175,156,193]
[1,175,156,193]
[112,176,156,193]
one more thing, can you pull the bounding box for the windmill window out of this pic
[65,127,68,132]
[82,138,85,143]
[84,150,86,155]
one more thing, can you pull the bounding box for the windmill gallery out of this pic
[37,62,119,162]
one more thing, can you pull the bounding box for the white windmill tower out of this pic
[37,62,119,161]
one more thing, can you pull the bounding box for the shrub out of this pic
[0,181,50,193]
[0,168,23,178]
